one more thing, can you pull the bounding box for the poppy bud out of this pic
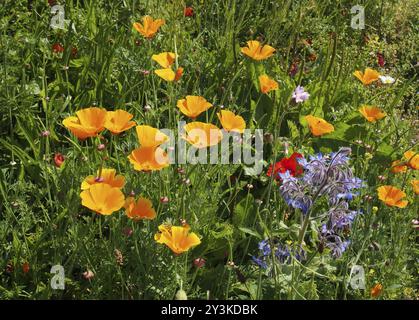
[193,258,206,268]
[54,153,65,167]
[71,46,78,57]
[52,43,64,54]
[123,227,133,237]
[160,196,169,204]
[184,7,194,17]
[22,262,30,274]
[83,270,95,280]
[377,52,385,67]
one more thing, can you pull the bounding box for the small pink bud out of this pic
[177,167,185,175]
[123,227,133,237]
[129,190,135,197]
[160,196,169,204]
[193,258,206,268]
[41,130,50,137]
[97,143,106,151]
[94,176,104,183]
[82,270,95,280]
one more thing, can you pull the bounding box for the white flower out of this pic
[379,75,395,84]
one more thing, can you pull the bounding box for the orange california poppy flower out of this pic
[133,15,165,39]
[305,115,334,136]
[241,40,276,61]
[174,67,184,81]
[154,224,201,254]
[217,110,246,133]
[259,75,279,94]
[135,125,169,147]
[410,179,419,194]
[390,160,407,173]
[377,185,408,208]
[105,110,136,134]
[403,150,419,170]
[62,107,107,139]
[124,196,156,220]
[81,168,125,190]
[371,283,383,298]
[353,68,380,85]
[155,67,183,82]
[177,95,213,119]
[411,180,419,195]
[128,146,169,171]
[152,52,176,68]
[183,122,223,148]
[359,105,386,122]
[80,183,125,215]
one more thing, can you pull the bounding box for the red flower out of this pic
[22,262,30,274]
[267,152,303,180]
[377,52,385,67]
[184,7,194,17]
[52,43,64,53]
[54,153,65,168]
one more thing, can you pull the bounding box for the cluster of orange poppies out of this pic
[378,151,418,208]
[61,105,201,253]
[350,68,418,207]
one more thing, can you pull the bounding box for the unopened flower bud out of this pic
[175,289,188,300]
[193,258,206,268]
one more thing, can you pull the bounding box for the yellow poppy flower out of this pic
[124,197,156,220]
[305,115,334,136]
[81,168,125,190]
[411,180,419,195]
[135,125,169,147]
[128,146,169,171]
[105,110,136,134]
[183,122,223,148]
[353,68,380,85]
[359,105,386,122]
[152,52,176,68]
[80,183,125,215]
[62,107,107,139]
[390,160,407,173]
[259,75,279,94]
[154,224,201,254]
[377,185,408,208]
[155,67,183,82]
[403,150,419,170]
[241,40,276,61]
[133,16,165,39]
[177,95,213,119]
[217,110,246,133]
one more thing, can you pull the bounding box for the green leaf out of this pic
[238,227,262,239]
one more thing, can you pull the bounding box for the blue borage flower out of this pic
[252,239,306,269]
[277,147,364,259]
